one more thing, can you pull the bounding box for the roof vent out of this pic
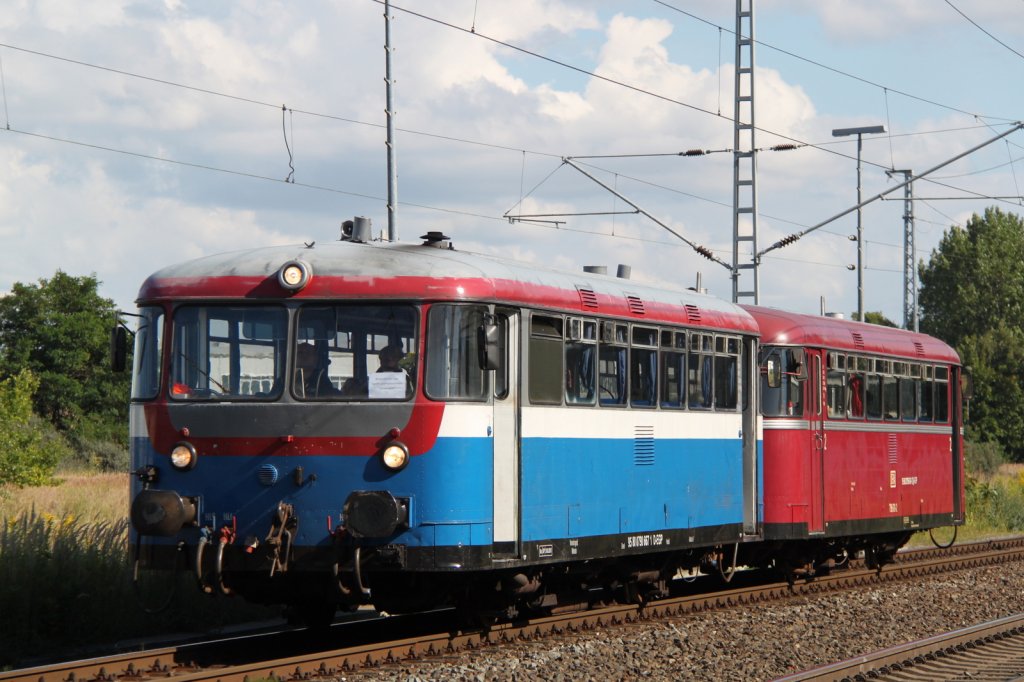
[576,285,599,309]
[851,331,865,350]
[914,341,925,357]
[617,264,631,279]
[684,304,701,324]
[583,265,607,275]
[626,295,645,316]
[340,216,373,243]
[420,231,453,249]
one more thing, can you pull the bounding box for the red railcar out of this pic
[743,306,965,571]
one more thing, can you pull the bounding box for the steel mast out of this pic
[731,0,759,304]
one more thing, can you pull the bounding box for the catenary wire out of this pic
[651,0,1016,122]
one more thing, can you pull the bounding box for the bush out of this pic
[965,475,1024,535]
[965,440,1005,477]
[0,370,64,487]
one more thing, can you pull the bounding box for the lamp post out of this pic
[832,124,886,322]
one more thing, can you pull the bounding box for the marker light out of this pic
[169,442,198,471]
[277,260,312,292]
[380,442,410,471]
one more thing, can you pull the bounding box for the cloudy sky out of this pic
[2,1,1022,324]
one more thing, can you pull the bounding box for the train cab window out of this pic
[826,353,846,418]
[630,326,658,408]
[599,322,628,406]
[660,331,686,409]
[297,304,417,400]
[935,366,950,422]
[170,306,287,400]
[565,318,596,405]
[759,347,803,417]
[131,306,164,400]
[426,304,487,401]
[528,314,564,405]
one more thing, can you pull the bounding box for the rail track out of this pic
[4,537,1024,682]
[778,612,1024,681]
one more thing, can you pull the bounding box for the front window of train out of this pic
[294,304,418,400]
[169,306,287,400]
[131,306,164,400]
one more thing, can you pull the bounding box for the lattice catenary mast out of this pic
[731,0,759,304]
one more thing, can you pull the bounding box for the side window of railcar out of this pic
[564,318,596,405]
[425,304,487,401]
[714,336,740,410]
[848,357,868,418]
[170,306,287,400]
[630,326,658,408]
[660,330,686,409]
[935,366,950,422]
[599,322,628,406]
[899,363,918,421]
[919,365,934,421]
[826,353,846,418]
[864,358,883,420]
[528,314,563,405]
[131,306,164,400]
[688,334,714,409]
[759,347,802,416]
[296,305,417,401]
[880,360,899,421]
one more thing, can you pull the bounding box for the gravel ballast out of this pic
[343,561,1024,681]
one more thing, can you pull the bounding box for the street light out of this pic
[832,124,886,321]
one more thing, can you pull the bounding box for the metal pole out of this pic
[856,133,863,322]
[384,0,397,241]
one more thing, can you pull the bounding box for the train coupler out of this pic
[266,501,296,577]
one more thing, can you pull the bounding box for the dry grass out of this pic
[0,472,127,523]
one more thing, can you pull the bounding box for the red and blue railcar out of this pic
[127,228,762,620]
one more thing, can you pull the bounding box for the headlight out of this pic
[277,260,312,292]
[380,442,410,471]
[169,442,197,471]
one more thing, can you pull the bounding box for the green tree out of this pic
[0,271,129,450]
[852,311,897,327]
[0,370,63,486]
[919,207,1024,348]
[919,207,1024,459]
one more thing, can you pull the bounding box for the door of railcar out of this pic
[491,309,521,557]
[807,350,825,534]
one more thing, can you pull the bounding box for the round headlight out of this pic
[169,442,197,471]
[277,260,312,292]
[380,443,410,471]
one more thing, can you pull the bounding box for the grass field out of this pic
[0,473,277,668]
[0,472,127,524]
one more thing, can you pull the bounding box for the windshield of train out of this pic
[294,304,417,400]
[169,306,287,400]
[131,306,164,400]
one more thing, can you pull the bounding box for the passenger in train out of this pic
[295,342,339,398]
